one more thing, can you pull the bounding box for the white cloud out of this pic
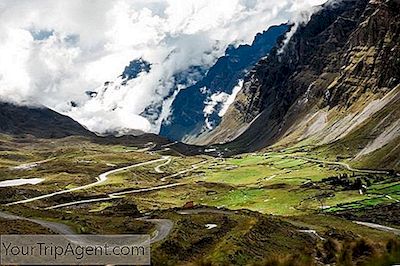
[278,0,326,53]
[204,91,230,117]
[219,79,244,117]
[0,0,327,134]
[202,79,243,130]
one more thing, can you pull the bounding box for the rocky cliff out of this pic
[159,24,288,142]
[202,0,399,169]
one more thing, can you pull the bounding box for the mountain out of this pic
[159,24,288,142]
[200,0,400,170]
[121,58,151,81]
[85,58,151,99]
[0,102,93,138]
[0,101,206,155]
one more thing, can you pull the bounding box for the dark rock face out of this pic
[140,65,208,127]
[208,0,400,154]
[242,0,371,121]
[159,24,288,142]
[121,58,151,81]
[0,102,92,138]
[327,0,400,107]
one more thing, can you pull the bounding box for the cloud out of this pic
[0,0,327,134]
[219,80,244,117]
[278,0,327,53]
[202,79,243,130]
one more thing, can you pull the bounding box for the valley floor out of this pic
[0,134,399,265]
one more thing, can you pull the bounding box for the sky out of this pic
[0,0,327,134]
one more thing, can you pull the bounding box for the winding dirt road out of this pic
[177,208,234,215]
[44,158,209,210]
[294,156,390,175]
[0,210,173,244]
[354,221,400,235]
[298,229,325,240]
[10,158,56,170]
[45,183,184,210]
[160,159,209,182]
[136,217,174,243]
[6,156,171,206]
[0,211,76,235]
[154,157,172,173]
[1,157,178,244]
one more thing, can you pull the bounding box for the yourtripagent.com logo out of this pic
[0,235,150,265]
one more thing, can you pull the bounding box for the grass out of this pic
[80,151,394,217]
[0,136,163,202]
[291,214,393,237]
[324,196,394,212]
[370,182,400,194]
[0,135,398,213]
[1,135,396,217]
[208,188,301,215]
[151,209,316,265]
[89,202,114,212]
[199,154,344,186]
[0,135,398,265]
[202,166,278,185]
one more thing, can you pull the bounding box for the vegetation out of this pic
[0,134,398,265]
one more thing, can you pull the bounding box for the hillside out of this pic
[0,102,93,138]
[0,102,205,156]
[199,0,400,170]
[160,24,288,142]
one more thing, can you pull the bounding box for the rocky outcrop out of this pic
[121,58,151,81]
[203,0,399,168]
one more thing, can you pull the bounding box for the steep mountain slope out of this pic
[0,102,93,138]
[201,0,399,169]
[159,24,288,142]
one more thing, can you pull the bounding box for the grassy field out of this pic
[0,135,399,265]
[1,134,397,215]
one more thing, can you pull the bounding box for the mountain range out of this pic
[197,0,400,170]
[0,0,398,169]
